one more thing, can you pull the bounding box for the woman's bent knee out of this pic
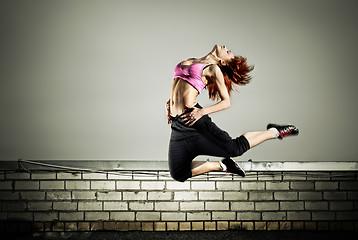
[228,135,251,157]
[170,170,191,182]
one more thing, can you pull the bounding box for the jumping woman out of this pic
[167,44,298,182]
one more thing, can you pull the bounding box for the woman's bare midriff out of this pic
[170,78,199,117]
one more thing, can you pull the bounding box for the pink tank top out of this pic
[173,61,212,93]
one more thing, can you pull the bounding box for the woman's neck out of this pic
[200,52,221,65]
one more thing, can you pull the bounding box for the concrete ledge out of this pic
[0,160,357,171]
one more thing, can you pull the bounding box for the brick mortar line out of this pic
[3,180,358,191]
[2,210,357,222]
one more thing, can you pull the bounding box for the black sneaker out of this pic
[222,158,246,177]
[267,123,299,139]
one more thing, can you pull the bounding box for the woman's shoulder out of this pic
[180,58,196,66]
[203,64,221,77]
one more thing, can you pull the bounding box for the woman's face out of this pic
[213,44,235,61]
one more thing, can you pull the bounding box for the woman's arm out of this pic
[201,65,231,115]
[166,99,171,124]
[181,65,231,126]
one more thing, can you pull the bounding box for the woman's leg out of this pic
[190,161,222,177]
[188,124,298,179]
[243,130,276,148]
[189,129,291,176]
[188,131,276,178]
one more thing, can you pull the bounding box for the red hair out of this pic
[207,56,254,100]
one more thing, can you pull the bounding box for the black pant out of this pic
[168,103,250,182]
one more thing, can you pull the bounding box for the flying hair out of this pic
[207,56,254,101]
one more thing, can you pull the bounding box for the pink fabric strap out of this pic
[173,61,212,93]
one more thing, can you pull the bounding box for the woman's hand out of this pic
[181,105,204,126]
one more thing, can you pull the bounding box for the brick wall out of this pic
[0,169,358,232]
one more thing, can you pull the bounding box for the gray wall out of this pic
[1,0,357,161]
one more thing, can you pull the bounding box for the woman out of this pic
[167,44,298,182]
